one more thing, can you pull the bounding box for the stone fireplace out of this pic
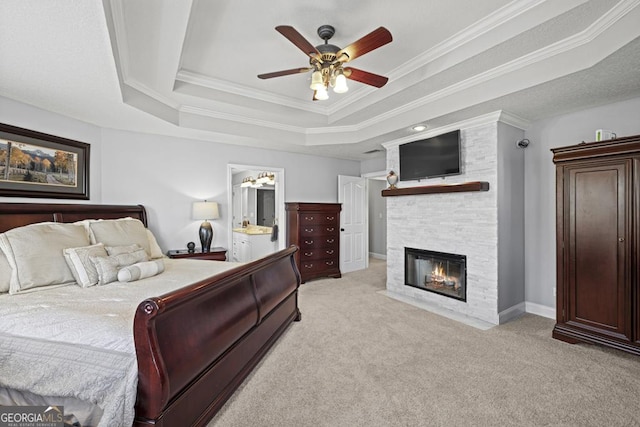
[405,247,466,302]
[382,118,526,326]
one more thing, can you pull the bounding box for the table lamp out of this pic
[192,201,219,252]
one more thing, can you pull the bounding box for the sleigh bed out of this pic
[0,202,301,427]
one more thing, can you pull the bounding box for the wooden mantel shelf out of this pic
[381,181,490,197]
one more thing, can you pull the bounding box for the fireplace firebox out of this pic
[405,247,467,302]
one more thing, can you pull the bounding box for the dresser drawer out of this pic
[299,236,337,249]
[300,224,339,236]
[299,213,339,225]
[300,246,338,261]
[300,258,339,274]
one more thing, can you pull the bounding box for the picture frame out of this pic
[0,123,90,199]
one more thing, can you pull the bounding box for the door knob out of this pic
[340,228,345,231]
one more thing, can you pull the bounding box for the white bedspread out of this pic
[0,258,240,427]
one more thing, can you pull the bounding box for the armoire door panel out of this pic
[567,162,630,340]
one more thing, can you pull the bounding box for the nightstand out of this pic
[167,247,227,261]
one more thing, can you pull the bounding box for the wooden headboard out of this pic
[0,202,148,233]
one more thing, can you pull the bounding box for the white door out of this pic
[338,175,368,273]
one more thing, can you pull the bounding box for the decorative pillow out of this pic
[90,255,120,286]
[146,229,164,259]
[63,243,108,288]
[105,244,142,256]
[0,250,11,293]
[112,249,149,266]
[118,259,165,282]
[88,218,151,257]
[0,222,91,294]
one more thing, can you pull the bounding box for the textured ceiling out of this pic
[1,0,639,161]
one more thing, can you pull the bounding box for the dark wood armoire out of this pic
[552,134,640,356]
[285,202,341,283]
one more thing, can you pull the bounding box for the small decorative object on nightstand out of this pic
[386,170,398,189]
[167,247,227,261]
[187,241,196,253]
[192,201,220,252]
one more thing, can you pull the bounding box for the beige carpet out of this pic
[209,259,640,426]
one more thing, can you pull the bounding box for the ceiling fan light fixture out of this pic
[315,86,329,100]
[333,71,348,93]
[310,70,324,90]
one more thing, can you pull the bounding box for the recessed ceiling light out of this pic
[412,124,427,131]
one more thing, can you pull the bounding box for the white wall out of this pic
[368,179,387,257]
[524,96,640,315]
[99,129,360,252]
[497,122,525,316]
[0,96,361,253]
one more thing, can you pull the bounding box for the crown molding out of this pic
[325,0,587,117]
[175,69,328,114]
[352,0,640,131]
[105,0,132,84]
[180,105,307,134]
[499,111,530,130]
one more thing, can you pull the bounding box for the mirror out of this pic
[233,185,275,227]
[227,164,285,253]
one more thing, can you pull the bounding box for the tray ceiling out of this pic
[1,0,639,160]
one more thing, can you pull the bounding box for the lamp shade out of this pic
[192,201,219,220]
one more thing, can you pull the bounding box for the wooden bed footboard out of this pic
[133,246,301,427]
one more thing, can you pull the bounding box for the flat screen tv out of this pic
[399,130,461,181]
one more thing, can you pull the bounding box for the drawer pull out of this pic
[326,216,335,220]
[304,240,314,245]
[326,250,334,255]
[304,228,314,232]
[325,261,334,266]
[326,227,335,232]
[304,264,314,269]
[304,252,314,257]
[305,216,314,221]
[326,239,335,243]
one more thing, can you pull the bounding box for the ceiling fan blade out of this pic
[258,67,312,79]
[336,27,392,62]
[343,67,389,88]
[276,25,321,59]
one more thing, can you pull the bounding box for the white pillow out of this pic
[118,259,165,282]
[0,222,90,294]
[0,250,11,293]
[63,243,108,288]
[147,229,164,259]
[88,218,151,257]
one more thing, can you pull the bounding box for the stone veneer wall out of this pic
[386,123,500,324]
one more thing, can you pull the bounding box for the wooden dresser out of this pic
[552,134,640,356]
[285,202,341,283]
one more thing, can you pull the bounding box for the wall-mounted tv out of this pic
[399,130,461,181]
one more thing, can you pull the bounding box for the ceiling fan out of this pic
[257,25,392,100]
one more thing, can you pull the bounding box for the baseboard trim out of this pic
[369,252,387,260]
[525,302,555,319]
[498,302,526,324]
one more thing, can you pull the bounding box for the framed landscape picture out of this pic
[0,123,90,199]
